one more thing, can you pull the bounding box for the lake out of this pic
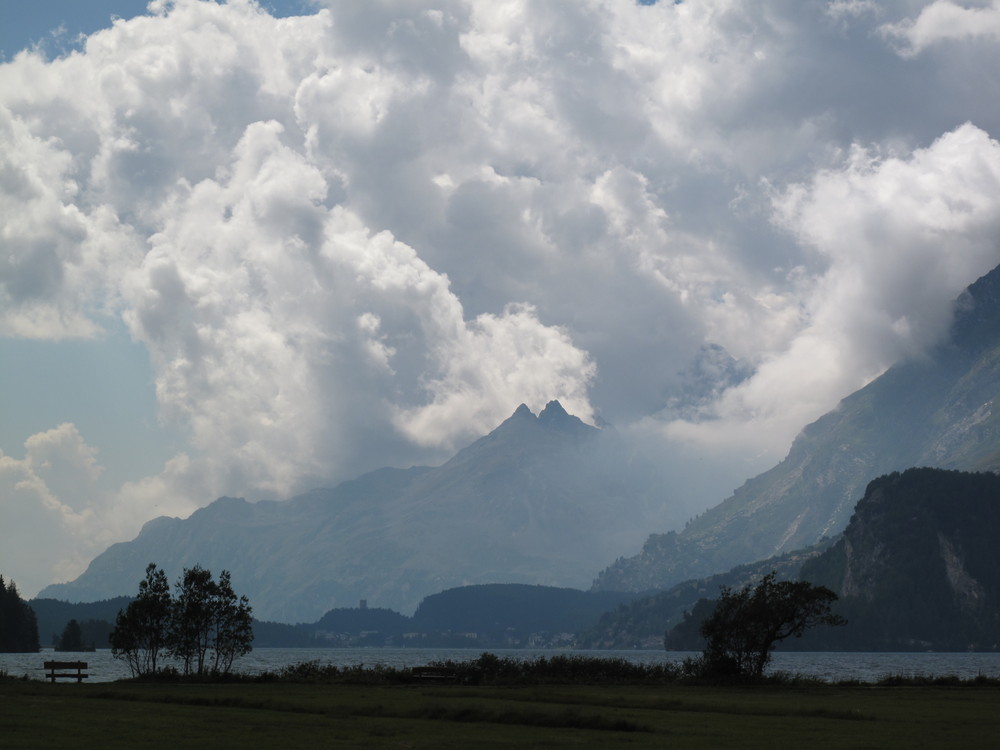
[5,648,1000,684]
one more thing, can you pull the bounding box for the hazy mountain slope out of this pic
[589,468,1000,652]
[579,541,835,650]
[594,264,1000,593]
[40,402,677,622]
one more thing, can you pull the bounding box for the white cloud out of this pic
[393,302,596,446]
[882,0,1000,56]
[826,0,880,20]
[0,104,136,338]
[667,123,1000,454]
[0,424,201,596]
[117,118,595,493]
[3,0,1000,593]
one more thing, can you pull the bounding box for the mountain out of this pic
[39,401,678,622]
[589,468,1000,652]
[798,468,1000,650]
[593,264,1000,593]
[579,541,835,650]
[410,584,636,638]
[664,343,755,420]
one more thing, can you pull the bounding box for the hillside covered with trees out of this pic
[1,576,39,653]
[800,468,1000,651]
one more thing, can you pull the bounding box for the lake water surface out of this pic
[6,648,1000,684]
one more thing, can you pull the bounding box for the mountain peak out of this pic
[538,400,569,421]
[447,400,597,466]
[40,394,662,620]
[501,400,588,428]
[512,403,535,419]
[538,400,594,437]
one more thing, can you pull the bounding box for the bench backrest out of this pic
[44,661,88,670]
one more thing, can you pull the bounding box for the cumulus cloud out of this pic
[882,0,1000,56]
[0,104,136,338]
[115,117,597,493]
[0,425,200,595]
[2,0,1000,591]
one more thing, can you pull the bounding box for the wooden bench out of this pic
[410,666,458,683]
[43,661,89,683]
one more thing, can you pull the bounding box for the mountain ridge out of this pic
[39,401,677,621]
[593,263,1000,593]
[586,468,1000,652]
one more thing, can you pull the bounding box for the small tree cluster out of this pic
[111,563,253,677]
[696,571,846,679]
[0,576,40,653]
[56,619,86,651]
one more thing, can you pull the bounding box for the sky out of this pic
[2,0,1000,598]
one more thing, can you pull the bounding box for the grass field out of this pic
[3,677,998,749]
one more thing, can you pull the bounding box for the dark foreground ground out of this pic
[3,678,999,749]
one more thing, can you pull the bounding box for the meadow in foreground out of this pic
[4,661,998,750]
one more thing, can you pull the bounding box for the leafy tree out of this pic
[663,597,716,651]
[111,563,254,677]
[57,619,85,651]
[697,572,845,679]
[110,564,173,676]
[168,566,254,676]
[0,576,40,653]
[169,565,217,676]
[210,570,253,673]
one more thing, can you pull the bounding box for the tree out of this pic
[663,597,716,651]
[697,572,846,679]
[57,619,85,651]
[111,563,254,677]
[210,570,253,674]
[168,566,254,676]
[110,564,173,677]
[169,566,217,676]
[0,576,40,653]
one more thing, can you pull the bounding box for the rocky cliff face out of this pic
[800,468,1000,650]
[39,401,681,622]
[594,264,1000,593]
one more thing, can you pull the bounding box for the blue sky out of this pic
[2,1,152,60]
[2,0,1000,597]
[1,2,163,487]
[1,1,317,60]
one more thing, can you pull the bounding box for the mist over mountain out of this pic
[663,343,755,421]
[39,401,681,622]
[594,263,1000,593]
[40,263,1000,625]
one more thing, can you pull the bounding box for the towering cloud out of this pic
[2,0,1000,595]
